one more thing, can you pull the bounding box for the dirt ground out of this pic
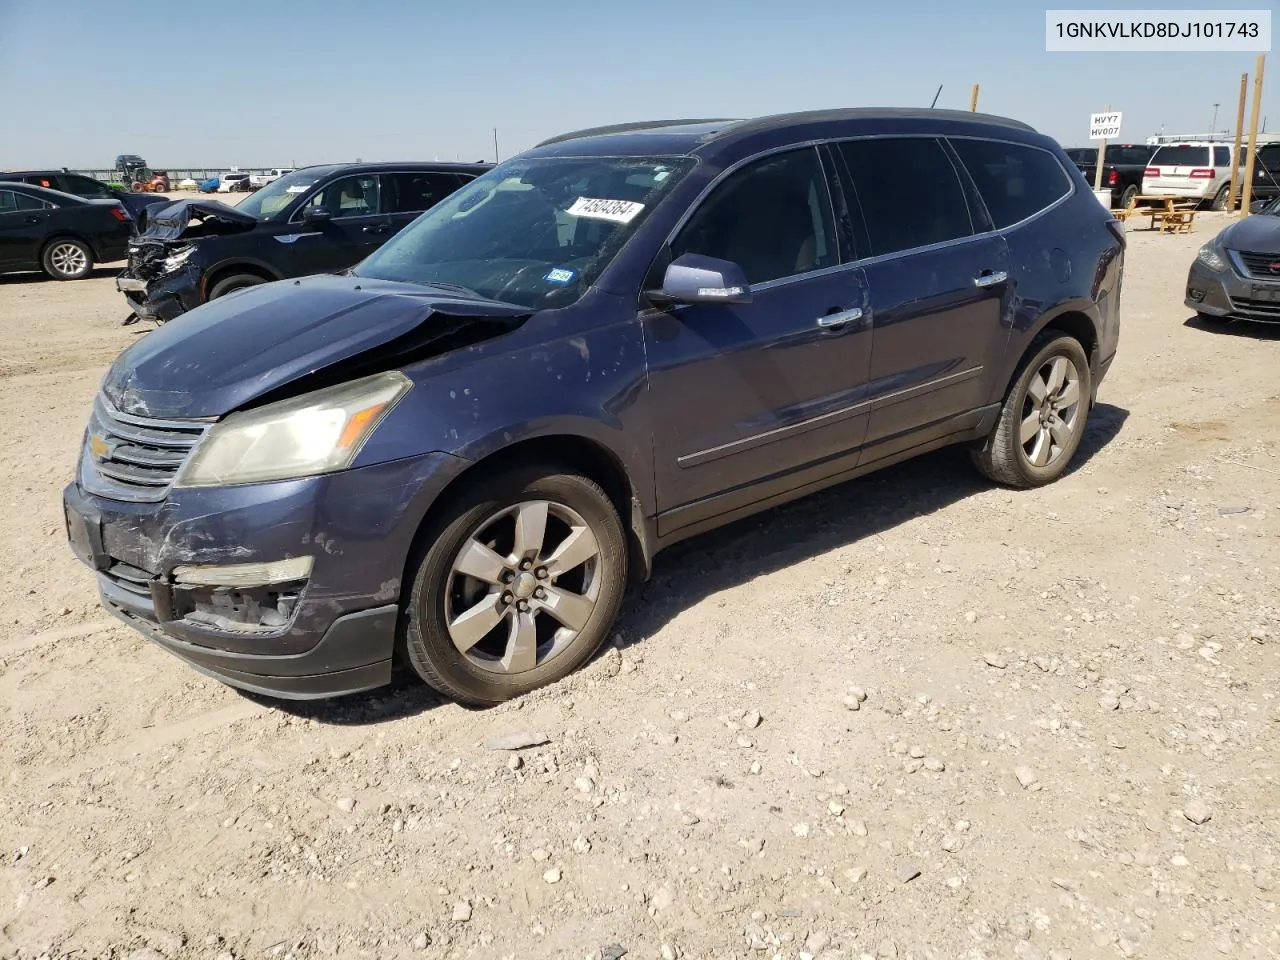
[2,214,1278,960]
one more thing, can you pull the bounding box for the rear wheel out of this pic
[402,465,627,706]
[1211,183,1231,211]
[207,273,265,300]
[41,238,93,280]
[1119,184,1138,209]
[971,332,1092,489]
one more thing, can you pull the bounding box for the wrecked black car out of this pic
[116,161,488,322]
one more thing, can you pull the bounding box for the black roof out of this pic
[536,108,1036,150]
[287,161,493,176]
[0,181,93,204]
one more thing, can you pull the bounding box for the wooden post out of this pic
[969,85,979,112]
[1227,72,1248,212]
[1093,103,1111,193]
[1240,55,1266,216]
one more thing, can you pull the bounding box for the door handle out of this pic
[362,224,391,235]
[974,270,1008,288]
[24,215,43,224]
[816,306,863,329]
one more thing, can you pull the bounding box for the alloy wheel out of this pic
[1019,355,1083,468]
[444,500,602,674]
[49,243,88,278]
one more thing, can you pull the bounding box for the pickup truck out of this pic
[1066,144,1155,209]
[248,168,294,189]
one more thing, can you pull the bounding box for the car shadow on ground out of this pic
[251,402,1129,726]
[1183,313,1280,340]
[0,265,122,285]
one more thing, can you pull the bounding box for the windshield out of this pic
[236,169,323,220]
[353,156,694,309]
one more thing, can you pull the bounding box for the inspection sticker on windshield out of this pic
[566,197,645,223]
[285,185,309,193]
[545,267,576,284]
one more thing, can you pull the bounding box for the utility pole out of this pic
[969,84,979,112]
[1241,54,1266,216]
[493,128,499,164]
[1093,103,1111,193]
[1227,73,1248,212]
[1211,102,1220,137]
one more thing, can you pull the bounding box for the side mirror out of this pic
[649,253,752,306]
[302,206,332,226]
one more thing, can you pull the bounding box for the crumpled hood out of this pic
[136,197,258,241]
[103,275,529,419]
[1220,214,1280,255]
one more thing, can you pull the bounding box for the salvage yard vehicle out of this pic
[217,173,252,193]
[1,169,170,219]
[116,161,489,323]
[1068,143,1154,209]
[64,109,1123,704]
[1141,142,1241,210]
[1186,195,1280,323]
[0,181,132,280]
[249,168,295,189]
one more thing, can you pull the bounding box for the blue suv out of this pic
[63,109,1124,705]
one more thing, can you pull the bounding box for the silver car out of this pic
[1186,198,1280,323]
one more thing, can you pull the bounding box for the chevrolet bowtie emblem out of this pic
[88,433,112,461]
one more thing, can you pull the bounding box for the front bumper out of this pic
[1185,258,1280,323]
[117,263,202,322]
[63,450,470,699]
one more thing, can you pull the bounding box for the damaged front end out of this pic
[117,199,257,324]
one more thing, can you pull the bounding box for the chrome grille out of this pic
[1235,250,1280,280]
[81,394,211,503]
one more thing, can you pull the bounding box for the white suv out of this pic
[1142,142,1241,209]
[249,168,295,189]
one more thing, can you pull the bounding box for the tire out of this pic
[207,273,265,300]
[971,331,1092,489]
[402,465,627,706]
[1211,183,1230,211]
[41,237,93,281]
[1119,184,1138,209]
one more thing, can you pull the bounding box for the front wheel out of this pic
[971,332,1092,488]
[402,466,627,706]
[207,273,265,300]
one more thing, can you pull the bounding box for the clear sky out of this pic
[0,0,1271,170]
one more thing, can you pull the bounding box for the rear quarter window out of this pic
[1149,146,1210,167]
[949,139,1072,229]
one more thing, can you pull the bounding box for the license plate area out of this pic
[1250,284,1280,302]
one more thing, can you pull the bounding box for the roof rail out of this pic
[535,118,737,148]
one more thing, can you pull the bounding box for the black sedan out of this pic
[1,169,170,220]
[0,182,132,280]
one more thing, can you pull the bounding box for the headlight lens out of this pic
[162,246,195,272]
[174,371,411,487]
[1196,243,1227,271]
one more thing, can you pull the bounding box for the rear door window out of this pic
[1214,146,1232,167]
[382,172,460,215]
[949,139,1072,229]
[1150,146,1210,167]
[835,137,973,257]
[61,174,116,200]
[0,190,46,213]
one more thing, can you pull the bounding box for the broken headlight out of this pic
[174,371,412,487]
[162,246,196,272]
